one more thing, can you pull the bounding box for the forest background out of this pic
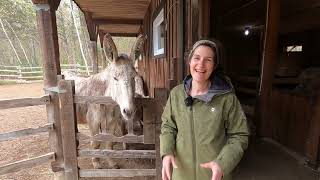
[0,0,135,69]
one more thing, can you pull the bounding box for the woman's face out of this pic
[189,45,216,84]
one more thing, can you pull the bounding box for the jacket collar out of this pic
[183,74,233,103]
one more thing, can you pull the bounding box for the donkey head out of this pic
[103,33,146,120]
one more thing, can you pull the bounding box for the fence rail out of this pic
[0,152,55,175]
[0,95,50,109]
[0,64,103,82]
[0,123,53,142]
[0,95,56,176]
[79,169,156,178]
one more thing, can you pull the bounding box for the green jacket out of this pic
[160,75,249,180]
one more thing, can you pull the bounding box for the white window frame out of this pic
[285,45,303,52]
[153,8,165,56]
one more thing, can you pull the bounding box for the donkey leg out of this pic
[104,107,120,169]
[88,105,103,169]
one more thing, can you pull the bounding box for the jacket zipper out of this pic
[190,105,197,180]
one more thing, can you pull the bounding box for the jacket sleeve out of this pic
[160,92,178,158]
[214,94,250,175]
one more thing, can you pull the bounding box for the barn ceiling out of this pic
[73,0,151,37]
[216,0,320,34]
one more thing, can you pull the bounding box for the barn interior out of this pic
[210,0,320,169]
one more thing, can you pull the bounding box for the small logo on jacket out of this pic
[211,107,215,112]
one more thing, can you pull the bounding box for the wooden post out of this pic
[191,0,199,44]
[257,0,280,137]
[154,88,168,180]
[177,0,184,83]
[58,80,79,180]
[32,1,64,175]
[305,92,320,168]
[89,41,98,74]
[143,105,155,144]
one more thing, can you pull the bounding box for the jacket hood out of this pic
[183,74,233,103]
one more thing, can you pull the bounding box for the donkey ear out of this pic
[130,34,147,62]
[103,33,118,62]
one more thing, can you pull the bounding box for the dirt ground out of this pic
[0,82,154,180]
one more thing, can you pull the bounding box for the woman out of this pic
[160,39,249,180]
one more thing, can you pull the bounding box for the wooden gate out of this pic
[57,79,167,179]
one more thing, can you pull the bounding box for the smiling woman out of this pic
[160,39,250,180]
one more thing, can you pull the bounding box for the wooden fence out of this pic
[0,64,103,82]
[0,95,55,175]
[57,80,166,179]
[0,79,167,179]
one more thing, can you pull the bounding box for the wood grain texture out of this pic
[58,80,79,179]
[0,95,50,110]
[0,152,55,175]
[79,169,156,177]
[78,149,156,159]
[78,133,144,143]
[0,124,53,142]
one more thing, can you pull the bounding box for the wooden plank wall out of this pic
[270,89,316,160]
[140,0,180,97]
[138,0,210,96]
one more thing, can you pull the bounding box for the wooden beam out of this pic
[110,33,138,37]
[305,92,320,167]
[257,0,280,137]
[0,95,50,110]
[94,18,143,25]
[31,0,48,4]
[33,3,64,171]
[84,12,97,41]
[191,0,199,43]
[178,0,185,83]
[78,149,156,159]
[98,31,105,48]
[143,105,155,144]
[77,133,144,143]
[154,89,168,180]
[79,169,156,178]
[0,124,53,142]
[89,41,98,74]
[0,152,55,175]
[58,80,79,179]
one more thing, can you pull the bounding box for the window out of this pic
[153,8,165,56]
[285,45,302,52]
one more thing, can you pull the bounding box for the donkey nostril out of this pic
[123,109,131,116]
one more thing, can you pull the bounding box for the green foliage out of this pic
[0,0,36,38]
[0,0,137,69]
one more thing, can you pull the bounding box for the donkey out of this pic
[73,33,146,169]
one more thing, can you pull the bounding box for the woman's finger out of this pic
[165,162,172,180]
[162,166,167,180]
[200,162,212,169]
[171,158,178,169]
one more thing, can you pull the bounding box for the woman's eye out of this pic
[113,77,118,81]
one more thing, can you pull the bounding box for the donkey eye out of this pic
[113,77,118,81]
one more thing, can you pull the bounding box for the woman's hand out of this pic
[200,161,223,180]
[162,155,178,180]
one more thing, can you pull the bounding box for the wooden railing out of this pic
[0,96,55,175]
[56,80,166,179]
[0,64,103,82]
[0,79,167,179]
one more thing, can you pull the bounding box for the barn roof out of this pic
[73,0,151,38]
